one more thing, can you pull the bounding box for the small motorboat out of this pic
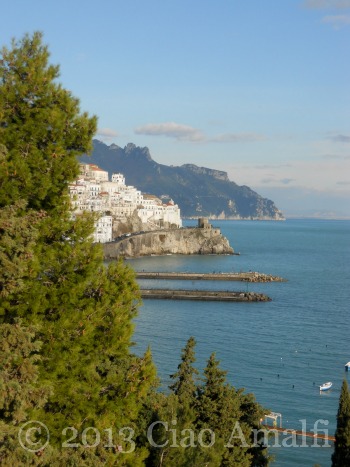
[320,382,332,391]
[345,362,350,371]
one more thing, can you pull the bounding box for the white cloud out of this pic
[134,122,266,144]
[254,164,292,169]
[134,122,205,142]
[260,177,295,185]
[255,185,350,218]
[329,134,350,143]
[304,0,350,9]
[321,14,350,26]
[261,177,275,184]
[96,128,119,139]
[321,154,350,159]
[209,133,266,143]
[280,178,295,184]
[303,0,350,26]
[229,157,350,194]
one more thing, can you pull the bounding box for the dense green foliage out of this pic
[0,35,95,211]
[147,338,270,466]
[0,32,269,466]
[0,32,157,466]
[332,379,350,466]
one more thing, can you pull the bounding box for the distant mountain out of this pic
[79,140,285,220]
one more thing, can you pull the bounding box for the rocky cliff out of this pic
[103,225,234,258]
[80,140,285,220]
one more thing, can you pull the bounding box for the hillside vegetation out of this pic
[80,140,284,220]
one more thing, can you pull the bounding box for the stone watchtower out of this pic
[198,217,211,229]
[197,217,221,238]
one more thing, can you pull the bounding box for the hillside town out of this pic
[68,163,182,242]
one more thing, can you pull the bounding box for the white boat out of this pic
[319,382,332,391]
[345,362,350,371]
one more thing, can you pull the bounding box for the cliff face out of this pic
[180,164,229,181]
[79,140,285,220]
[103,227,234,258]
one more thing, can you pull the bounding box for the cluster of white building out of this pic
[69,163,182,243]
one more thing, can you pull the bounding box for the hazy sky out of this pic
[1,0,350,217]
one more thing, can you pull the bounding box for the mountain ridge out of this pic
[79,140,285,220]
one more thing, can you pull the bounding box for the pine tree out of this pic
[0,32,157,465]
[0,32,96,211]
[332,379,350,466]
[1,31,271,466]
[0,198,41,304]
[0,320,55,465]
[0,157,55,464]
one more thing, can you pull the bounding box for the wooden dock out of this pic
[140,289,271,302]
[136,271,285,282]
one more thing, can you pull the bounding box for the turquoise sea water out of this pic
[129,219,350,466]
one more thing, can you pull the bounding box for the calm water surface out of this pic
[129,219,350,466]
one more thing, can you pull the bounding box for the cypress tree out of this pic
[169,336,199,404]
[147,341,270,467]
[239,392,270,466]
[198,352,233,428]
[332,379,350,466]
[150,340,218,467]
[145,337,200,466]
[197,353,254,466]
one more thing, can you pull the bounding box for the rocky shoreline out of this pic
[103,223,234,258]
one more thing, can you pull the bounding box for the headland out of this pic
[103,218,234,259]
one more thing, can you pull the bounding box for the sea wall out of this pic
[140,289,271,302]
[103,226,234,259]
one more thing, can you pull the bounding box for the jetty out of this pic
[262,425,335,443]
[140,289,271,302]
[136,271,286,282]
[261,414,334,443]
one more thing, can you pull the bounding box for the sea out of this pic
[126,218,350,467]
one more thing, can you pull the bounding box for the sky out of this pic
[1,0,350,218]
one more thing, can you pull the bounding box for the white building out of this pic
[80,163,109,182]
[69,164,182,242]
[94,215,113,243]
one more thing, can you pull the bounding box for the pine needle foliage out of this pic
[0,32,157,465]
[332,379,350,466]
[169,335,199,404]
[151,338,271,467]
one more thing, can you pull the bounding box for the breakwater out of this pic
[136,271,286,282]
[140,289,271,302]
